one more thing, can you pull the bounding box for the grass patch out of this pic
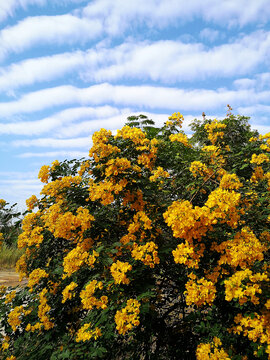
[0,244,23,269]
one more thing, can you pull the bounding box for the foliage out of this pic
[0,112,269,360]
[0,200,22,247]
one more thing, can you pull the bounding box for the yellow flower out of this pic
[38,288,54,330]
[62,282,78,303]
[185,276,216,307]
[169,133,192,147]
[224,269,268,305]
[28,268,48,292]
[110,260,132,285]
[38,165,50,183]
[149,166,170,182]
[250,153,269,165]
[51,159,60,170]
[8,306,24,331]
[204,120,227,144]
[131,241,160,268]
[196,338,231,359]
[115,299,140,335]
[0,199,6,207]
[5,290,17,304]
[25,195,38,211]
[76,323,102,342]
[80,280,108,310]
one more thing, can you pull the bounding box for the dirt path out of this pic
[0,270,27,287]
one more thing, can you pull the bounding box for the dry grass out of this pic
[0,244,23,269]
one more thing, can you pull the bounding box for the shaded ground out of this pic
[0,270,27,287]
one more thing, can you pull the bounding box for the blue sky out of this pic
[1,0,270,210]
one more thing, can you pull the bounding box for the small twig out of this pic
[189,166,221,204]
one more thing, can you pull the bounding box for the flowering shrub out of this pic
[0,112,269,359]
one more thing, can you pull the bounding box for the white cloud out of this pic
[0,29,269,92]
[0,171,42,210]
[233,78,257,89]
[0,83,269,117]
[81,32,270,83]
[12,136,92,148]
[0,106,121,135]
[199,28,221,42]
[82,0,270,33]
[0,0,46,22]
[0,14,102,61]
[0,51,88,91]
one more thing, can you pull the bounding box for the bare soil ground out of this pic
[0,270,27,287]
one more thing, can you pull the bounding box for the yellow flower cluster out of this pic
[185,275,216,306]
[110,260,132,285]
[163,200,209,241]
[80,280,108,310]
[28,268,49,292]
[189,161,212,178]
[202,145,225,166]
[219,173,242,190]
[205,188,241,228]
[166,112,184,127]
[232,313,270,355]
[224,269,268,305]
[0,198,6,207]
[137,145,157,170]
[115,126,146,146]
[88,178,128,205]
[78,160,90,176]
[213,228,266,268]
[172,241,200,269]
[42,203,94,241]
[2,336,9,350]
[115,299,140,335]
[89,128,120,163]
[5,290,17,304]
[75,323,102,342]
[250,153,270,165]
[169,133,192,147]
[122,189,145,212]
[50,159,60,171]
[15,253,27,281]
[38,288,54,330]
[62,282,78,303]
[149,166,170,182]
[115,126,158,170]
[0,232,3,247]
[8,306,30,332]
[131,241,160,268]
[260,132,270,152]
[38,165,50,183]
[41,176,82,198]
[63,247,98,278]
[105,157,131,177]
[204,120,227,144]
[196,337,231,360]
[25,195,38,211]
[128,211,152,234]
[18,221,43,249]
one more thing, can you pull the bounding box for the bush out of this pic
[0,112,269,360]
[0,200,22,248]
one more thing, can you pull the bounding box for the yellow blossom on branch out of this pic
[110,260,132,285]
[115,299,140,335]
